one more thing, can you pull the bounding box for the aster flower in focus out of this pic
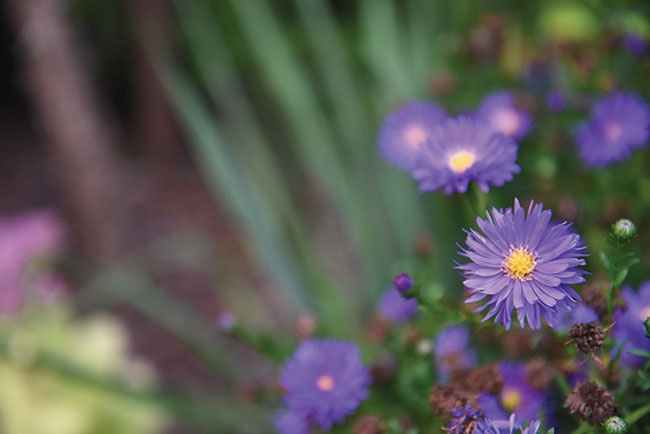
[477,91,532,140]
[458,199,588,329]
[378,287,418,321]
[281,339,370,430]
[412,116,520,194]
[379,102,446,170]
[434,325,477,381]
[274,409,309,434]
[612,282,650,366]
[575,92,650,167]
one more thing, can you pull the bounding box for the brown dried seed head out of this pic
[566,381,616,425]
[569,321,604,354]
[452,363,505,395]
[525,358,555,391]
[353,415,385,434]
[430,385,480,417]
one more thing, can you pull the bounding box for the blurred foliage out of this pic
[0,304,167,434]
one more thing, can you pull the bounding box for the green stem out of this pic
[625,402,650,425]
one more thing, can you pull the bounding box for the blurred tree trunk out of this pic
[131,0,180,165]
[8,0,127,261]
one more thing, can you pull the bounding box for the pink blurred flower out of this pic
[0,209,66,314]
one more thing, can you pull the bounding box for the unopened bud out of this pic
[613,219,636,241]
[393,273,414,294]
[603,416,627,433]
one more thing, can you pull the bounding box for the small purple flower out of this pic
[393,273,414,293]
[458,199,588,330]
[546,91,566,112]
[575,92,650,167]
[379,102,446,170]
[612,282,650,366]
[412,116,520,194]
[623,32,646,55]
[378,287,418,321]
[480,363,545,425]
[434,325,477,381]
[477,92,532,140]
[281,339,370,430]
[274,409,309,434]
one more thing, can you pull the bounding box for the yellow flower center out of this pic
[449,151,476,173]
[316,375,334,391]
[640,306,650,322]
[404,125,427,148]
[501,388,522,411]
[504,247,536,281]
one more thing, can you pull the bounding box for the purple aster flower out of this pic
[458,199,588,330]
[477,92,532,140]
[546,91,566,112]
[411,116,520,194]
[274,409,309,434]
[623,32,646,55]
[612,282,650,366]
[434,325,477,381]
[378,287,418,321]
[281,339,370,430]
[480,363,545,425]
[575,92,650,167]
[379,102,446,171]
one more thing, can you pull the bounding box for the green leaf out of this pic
[628,349,650,359]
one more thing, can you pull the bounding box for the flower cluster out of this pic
[379,92,525,195]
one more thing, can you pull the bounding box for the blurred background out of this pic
[1,0,649,433]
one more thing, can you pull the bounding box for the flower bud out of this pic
[613,219,636,241]
[393,273,414,294]
[603,416,627,433]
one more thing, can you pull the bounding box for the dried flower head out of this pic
[430,385,480,417]
[524,359,555,391]
[569,321,604,354]
[566,381,616,425]
[452,363,505,395]
[353,415,385,434]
